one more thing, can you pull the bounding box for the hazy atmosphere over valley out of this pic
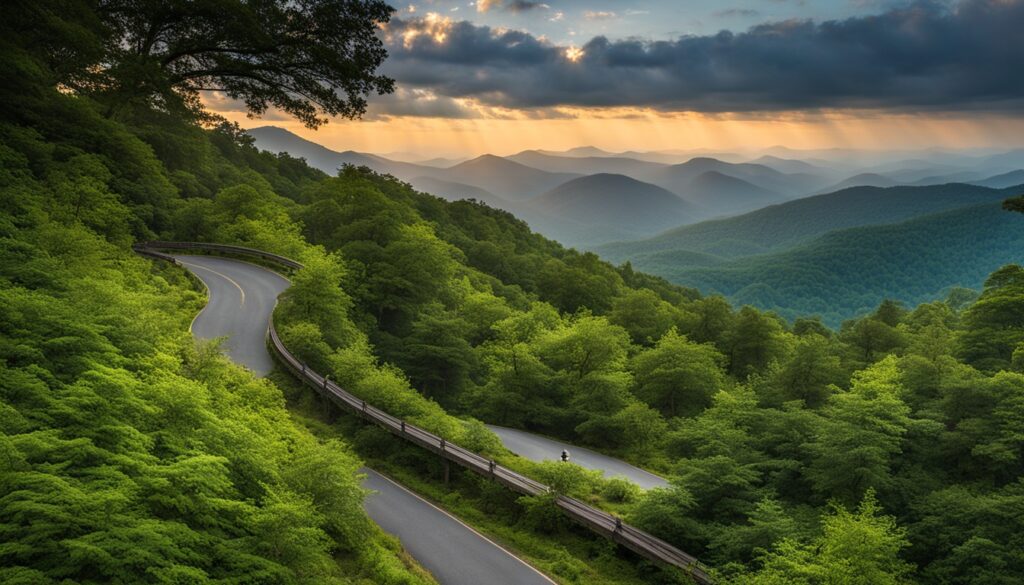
[4,1,1024,584]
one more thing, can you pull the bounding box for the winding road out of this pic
[485,425,668,490]
[176,254,554,585]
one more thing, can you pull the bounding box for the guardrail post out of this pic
[361,400,367,413]
[440,438,446,453]
[489,460,496,478]
[400,421,406,434]
[323,376,329,392]
[615,516,622,534]
[301,363,306,375]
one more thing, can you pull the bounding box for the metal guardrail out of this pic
[135,241,712,584]
[137,241,304,270]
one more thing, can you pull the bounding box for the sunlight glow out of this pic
[397,12,452,48]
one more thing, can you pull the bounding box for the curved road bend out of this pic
[486,426,668,490]
[174,254,553,585]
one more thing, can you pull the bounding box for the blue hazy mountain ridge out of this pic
[818,172,901,193]
[507,150,671,176]
[247,126,579,200]
[531,173,702,235]
[639,156,828,199]
[635,201,1024,325]
[246,125,437,178]
[974,169,1024,189]
[406,176,518,211]
[596,182,1021,263]
[747,154,830,175]
[403,174,651,246]
[677,170,785,216]
[437,154,581,201]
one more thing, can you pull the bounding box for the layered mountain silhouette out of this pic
[439,155,580,201]
[598,183,1021,262]
[531,173,700,235]
[507,150,668,177]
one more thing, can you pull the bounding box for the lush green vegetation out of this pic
[598,183,1018,262]
[0,130,433,585]
[595,183,1024,324]
[4,1,1024,584]
[651,202,1024,325]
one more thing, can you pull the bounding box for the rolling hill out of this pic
[248,126,577,201]
[436,154,580,201]
[682,171,783,216]
[507,150,668,177]
[246,125,435,178]
[748,155,830,175]
[640,157,825,206]
[660,202,1024,325]
[406,176,517,211]
[597,183,1021,264]
[974,169,1024,189]
[820,172,900,192]
[531,173,700,236]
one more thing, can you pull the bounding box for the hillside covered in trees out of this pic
[3,1,1024,584]
[633,202,1024,325]
[598,184,1024,324]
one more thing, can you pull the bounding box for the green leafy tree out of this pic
[94,0,395,126]
[766,334,844,408]
[722,306,789,378]
[607,288,682,345]
[959,264,1024,371]
[740,491,913,585]
[805,357,911,503]
[630,329,726,417]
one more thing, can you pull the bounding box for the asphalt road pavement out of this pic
[176,254,554,585]
[486,424,668,490]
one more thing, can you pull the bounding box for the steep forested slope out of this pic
[665,202,1024,324]
[598,182,1018,262]
[0,117,433,585]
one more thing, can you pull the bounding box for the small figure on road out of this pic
[560,449,570,462]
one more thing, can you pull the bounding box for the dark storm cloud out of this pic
[381,0,1024,113]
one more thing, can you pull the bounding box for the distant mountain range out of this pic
[532,173,700,236]
[246,126,1024,306]
[598,183,1021,262]
[639,157,828,211]
[507,150,668,177]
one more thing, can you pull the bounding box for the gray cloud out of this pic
[380,0,1024,114]
[715,8,761,18]
[477,0,549,13]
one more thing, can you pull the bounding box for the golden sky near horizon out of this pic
[210,101,1024,158]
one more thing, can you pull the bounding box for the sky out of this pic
[207,0,1024,158]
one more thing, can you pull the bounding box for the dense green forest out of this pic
[598,183,1019,263]
[640,202,1024,325]
[596,183,1024,324]
[3,1,1024,584]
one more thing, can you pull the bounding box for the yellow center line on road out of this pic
[179,261,246,307]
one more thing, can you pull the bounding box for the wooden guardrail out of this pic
[135,241,713,584]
